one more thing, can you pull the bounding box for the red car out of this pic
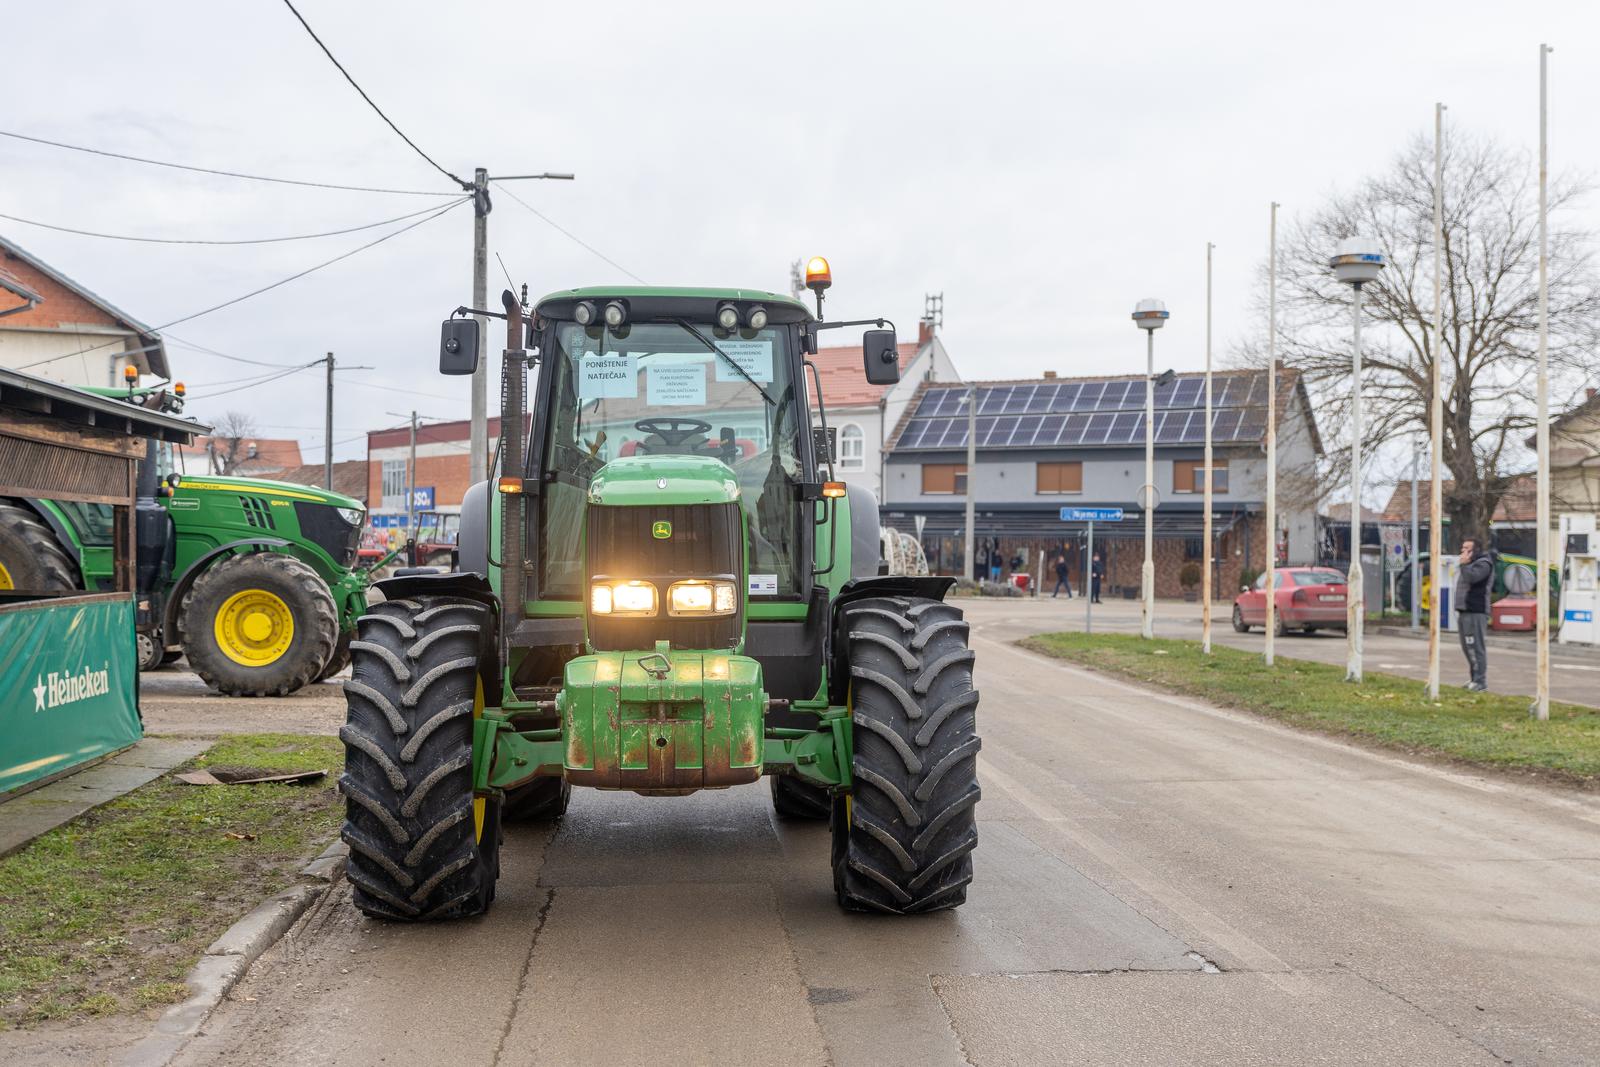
[1232,567,1349,636]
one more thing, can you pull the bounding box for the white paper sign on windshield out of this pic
[577,354,637,398]
[648,363,706,406]
[713,340,774,383]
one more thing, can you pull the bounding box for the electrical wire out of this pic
[0,200,457,246]
[186,361,320,400]
[18,197,468,371]
[492,182,646,283]
[0,128,457,196]
[278,0,468,189]
[165,334,304,370]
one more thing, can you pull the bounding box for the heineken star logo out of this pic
[34,676,47,712]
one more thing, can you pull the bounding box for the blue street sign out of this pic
[411,487,435,510]
[1060,507,1124,523]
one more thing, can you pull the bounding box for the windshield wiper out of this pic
[667,318,777,408]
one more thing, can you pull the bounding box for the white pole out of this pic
[963,385,977,583]
[1347,285,1365,683]
[1534,44,1552,721]
[1203,242,1215,654]
[1427,103,1446,700]
[1410,435,1420,630]
[1142,329,1156,639]
[1266,204,1279,666]
[1085,521,1095,634]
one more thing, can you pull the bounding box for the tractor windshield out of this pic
[538,321,806,600]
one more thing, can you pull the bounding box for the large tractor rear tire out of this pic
[318,628,354,682]
[770,774,831,820]
[180,553,337,697]
[340,595,500,921]
[0,502,77,592]
[832,596,980,914]
[502,777,571,822]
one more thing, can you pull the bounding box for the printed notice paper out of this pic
[577,354,637,398]
[747,573,778,596]
[713,340,774,383]
[648,363,706,406]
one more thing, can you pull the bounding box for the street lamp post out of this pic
[1330,238,1385,683]
[1133,298,1169,640]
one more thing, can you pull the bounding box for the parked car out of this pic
[1232,567,1349,636]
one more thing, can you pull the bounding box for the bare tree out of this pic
[207,411,259,475]
[1247,131,1600,541]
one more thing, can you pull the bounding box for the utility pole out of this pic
[1410,436,1420,631]
[1266,203,1279,667]
[1203,243,1215,654]
[1427,103,1446,700]
[324,352,335,490]
[407,411,418,555]
[468,167,575,487]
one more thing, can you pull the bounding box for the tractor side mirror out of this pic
[862,329,900,386]
[439,318,480,376]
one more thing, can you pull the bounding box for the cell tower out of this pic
[923,292,944,332]
[790,260,805,301]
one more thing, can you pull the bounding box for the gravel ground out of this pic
[138,662,347,738]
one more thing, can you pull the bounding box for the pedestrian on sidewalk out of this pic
[1052,554,1073,598]
[1455,536,1494,691]
[1091,551,1105,604]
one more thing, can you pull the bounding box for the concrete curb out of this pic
[118,839,348,1067]
[1372,624,1592,659]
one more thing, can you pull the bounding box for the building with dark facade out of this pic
[880,369,1323,599]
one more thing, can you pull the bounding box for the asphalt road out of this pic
[161,598,1600,1066]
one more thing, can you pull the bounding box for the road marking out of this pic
[1553,663,1600,672]
[972,633,1600,830]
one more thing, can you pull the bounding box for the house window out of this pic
[922,463,967,495]
[1173,458,1228,494]
[839,423,865,471]
[1035,461,1083,495]
[1183,537,1204,562]
[381,458,408,510]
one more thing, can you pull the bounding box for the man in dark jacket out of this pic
[1455,537,1494,691]
[1091,551,1106,604]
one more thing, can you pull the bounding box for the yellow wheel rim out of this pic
[0,560,13,590]
[214,589,295,667]
[472,676,486,843]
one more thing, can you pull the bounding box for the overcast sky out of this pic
[5,0,1597,484]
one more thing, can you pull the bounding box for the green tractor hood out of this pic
[176,473,364,512]
[586,455,741,507]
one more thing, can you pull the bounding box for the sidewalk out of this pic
[0,737,210,858]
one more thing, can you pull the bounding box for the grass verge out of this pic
[0,733,343,1029]
[1020,633,1600,785]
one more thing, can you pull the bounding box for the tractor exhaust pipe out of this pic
[500,289,527,644]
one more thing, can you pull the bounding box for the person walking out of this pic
[1052,554,1073,598]
[1454,536,1494,691]
[1091,551,1106,604]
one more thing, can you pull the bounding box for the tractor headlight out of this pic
[590,579,658,617]
[666,579,737,617]
[336,507,364,526]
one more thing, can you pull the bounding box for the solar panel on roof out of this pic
[1055,382,1082,411]
[1026,384,1059,412]
[1181,413,1206,443]
[1098,381,1128,409]
[1157,410,1189,442]
[1172,378,1201,406]
[1011,415,1043,445]
[1001,386,1031,413]
[1041,413,1067,444]
[1212,409,1242,440]
[1077,382,1105,410]
[1109,412,1141,442]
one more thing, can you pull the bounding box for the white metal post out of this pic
[1534,44,1552,721]
[1265,204,1278,665]
[1410,437,1420,630]
[1143,329,1156,639]
[1203,242,1215,654]
[1347,285,1365,682]
[1427,104,1446,700]
[1085,521,1095,634]
[963,385,977,582]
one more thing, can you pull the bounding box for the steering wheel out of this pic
[634,417,712,446]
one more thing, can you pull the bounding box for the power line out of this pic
[165,334,304,370]
[278,0,467,189]
[0,200,456,246]
[0,128,457,196]
[187,361,321,400]
[492,181,646,283]
[18,197,467,371]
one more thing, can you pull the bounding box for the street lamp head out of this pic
[1330,237,1385,288]
[1132,298,1169,331]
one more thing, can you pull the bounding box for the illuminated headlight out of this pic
[336,507,364,526]
[667,579,737,617]
[590,579,657,616]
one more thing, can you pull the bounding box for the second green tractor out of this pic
[340,267,982,917]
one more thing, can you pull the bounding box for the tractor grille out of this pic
[239,496,276,530]
[586,502,742,652]
[293,501,360,567]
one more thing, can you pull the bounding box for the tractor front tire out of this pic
[771,774,831,820]
[340,595,500,921]
[832,596,980,914]
[0,502,77,593]
[502,778,571,822]
[180,553,338,697]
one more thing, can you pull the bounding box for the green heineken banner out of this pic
[1,594,141,795]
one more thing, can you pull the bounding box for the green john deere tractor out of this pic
[0,383,382,695]
[339,267,981,918]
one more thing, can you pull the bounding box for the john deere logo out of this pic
[651,521,672,540]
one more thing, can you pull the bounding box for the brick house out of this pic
[0,233,169,387]
[366,416,526,526]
